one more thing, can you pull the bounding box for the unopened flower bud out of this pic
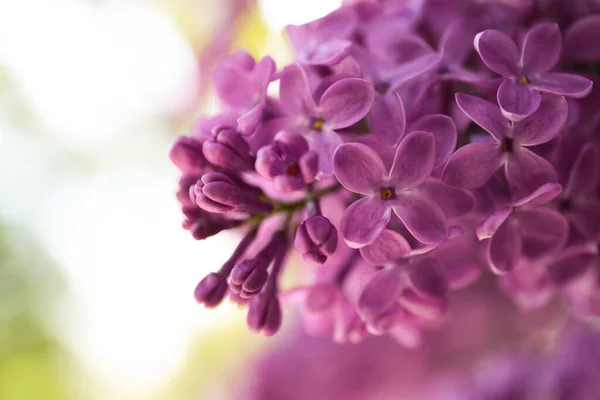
[247,292,282,336]
[194,272,228,308]
[169,136,208,173]
[203,128,254,171]
[295,216,338,265]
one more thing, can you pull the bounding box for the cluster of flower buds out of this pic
[170,0,600,344]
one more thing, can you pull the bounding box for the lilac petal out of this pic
[214,63,255,110]
[389,131,436,189]
[392,191,448,244]
[359,229,411,265]
[520,23,561,73]
[497,79,542,121]
[440,21,475,65]
[564,15,600,62]
[420,179,476,218]
[442,142,504,189]
[455,93,509,141]
[477,207,513,240]
[320,78,374,130]
[309,129,344,178]
[307,40,352,65]
[340,197,391,248]
[512,94,568,146]
[409,114,457,168]
[358,268,402,321]
[489,219,522,273]
[547,251,595,285]
[237,102,264,135]
[474,29,519,78]
[566,145,600,196]
[369,92,406,146]
[505,149,558,199]
[333,143,386,194]
[518,208,568,258]
[571,199,600,240]
[388,52,442,89]
[311,6,355,42]
[279,64,317,116]
[512,183,562,207]
[409,258,448,300]
[529,73,593,98]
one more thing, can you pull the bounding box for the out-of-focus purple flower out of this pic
[255,132,318,192]
[443,93,566,196]
[214,51,276,134]
[477,183,568,273]
[285,7,356,66]
[474,22,593,120]
[564,15,600,63]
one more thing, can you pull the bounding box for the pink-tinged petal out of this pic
[497,79,541,121]
[420,179,476,218]
[512,183,562,207]
[442,142,504,189]
[320,78,374,129]
[520,23,562,73]
[392,191,448,245]
[388,52,442,89]
[566,145,600,196]
[409,114,457,168]
[455,93,509,141]
[369,92,406,146]
[474,29,519,78]
[306,40,352,65]
[359,229,411,265]
[358,268,402,320]
[333,143,386,194]
[488,219,522,273]
[529,73,593,98]
[311,6,356,42]
[518,208,568,258]
[409,258,448,300]
[214,63,256,110]
[389,131,436,189]
[505,149,558,199]
[340,197,391,248]
[237,101,264,135]
[512,94,568,146]
[279,64,318,116]
[564,15,600,63]
[309,129,344,178]
[477,207,513,240]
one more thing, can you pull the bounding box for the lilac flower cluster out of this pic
[170,0,600,343]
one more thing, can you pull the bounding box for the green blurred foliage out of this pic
[0,223,74,400]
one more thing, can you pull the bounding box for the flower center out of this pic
[285,164,300,177]
[312,118,325,131]
[500,137,514,153]
[380,187,395,200]
[519,75,529,85]
[375,81,391,95]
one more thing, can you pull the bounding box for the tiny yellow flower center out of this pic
[312,118,325,131]
[380,187,395,200]
[519,75,529,85]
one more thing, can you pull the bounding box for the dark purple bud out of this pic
[169,136,208,173]
[230,259,270,298]
[181,206,237,240]
[177,174,202,206]
[294,216,338,265]
[247,292,282,336]
[194,173,241,213]
[194,272,228,308]
[255,132,318,192]
[202,128,255,171]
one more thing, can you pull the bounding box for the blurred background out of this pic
[0,1,566,399]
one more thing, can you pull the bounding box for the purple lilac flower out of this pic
[169,0,600,343]
[474,22,593,121]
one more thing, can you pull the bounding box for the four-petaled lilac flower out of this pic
[477,183,568,273]
[285,7,356,66]
[334,132,449,247]
[443,93,567,196]
[255,132,318,192]
[279,64,374,177]
[474,22,593,120]
[214,51,276,134]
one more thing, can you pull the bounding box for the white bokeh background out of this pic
[0,0,339,398]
